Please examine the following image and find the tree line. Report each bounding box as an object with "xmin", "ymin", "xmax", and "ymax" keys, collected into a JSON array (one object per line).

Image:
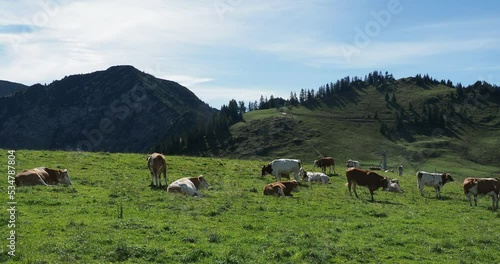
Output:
[{"xmin": 154, "ymin": 71, "xmax": 500, "ymax": 154}]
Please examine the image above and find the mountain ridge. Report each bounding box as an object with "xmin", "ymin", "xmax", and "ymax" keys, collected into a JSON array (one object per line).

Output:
[{"xmin": 0, "ymin": 65, "xmax": 215, "ymax": 152}]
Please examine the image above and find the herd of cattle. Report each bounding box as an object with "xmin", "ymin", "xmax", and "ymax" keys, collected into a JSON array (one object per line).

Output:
[{"xmin": 14, "ymin": 154, "xmax": 500, "ymax": 210}]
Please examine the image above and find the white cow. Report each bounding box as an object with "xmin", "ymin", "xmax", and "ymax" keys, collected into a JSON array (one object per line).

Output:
[
  {"xmin": 416, "ymin": 171, "xmax": 454, "ymax": 198},
  {"xmin": 166, "ymin": 175, "xmax": 209, "ymax": 197},
  {"xmin": 302, "ymin": 171, "xmax": 330, "ymax": 184},
  {"xmin": 346, "ymin": 159, "xmax": 360, "ymax": 169},
  {"xmin": 261, "ymin": 159, "xmax": 304, "ymax": 181}
]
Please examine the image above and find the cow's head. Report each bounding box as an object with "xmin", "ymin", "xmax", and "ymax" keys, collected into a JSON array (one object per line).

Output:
[
  {"xmin": 313, "ymin": 160, "xmax": 319, "ymax": 167},
  {"xmin": 261, "ymin": 165, "xmax": 272, "ymax": 177},
  {"xmin": 287, "ymin": 180, "xmax": 300, "ymax": 192},
  {"xmin": 301, "ymin": 170, "xmax": 309, "ymax": 181},
  {"xmin": 57, "ymin": 169, "xmax": 72, "ymax": 185},
  {"xmin": 386, "ymin": 179, "xmax": 403, "ymax": 193},
  {"xmin": 197, "ymin": 175, "xmax": 209, "ymax": 189},
  {"xmin": 442, "ymin": 173, "xmax": 454, "ymax": 183}
]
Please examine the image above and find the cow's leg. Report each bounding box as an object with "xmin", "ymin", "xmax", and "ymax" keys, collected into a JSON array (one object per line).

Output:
[
  {"xmin": 435, "ymin": 186, "xmax": 441, "ymax": 198},
  {"xmin": 466, "ymin": 193, "xmax": 473, "ymax": 206},
  {"xmin": 494, "ymin": 194, "xmax": 499, "ymax": 210},
  {"xmin": 474, "ymin": 195, "xmax": 478, "ymax": 206},
  {"xmin": 418, "ymin": 182, "xmax": 424, "ymax": 196},
  {"xmin": 352, "ymin": 182, "xmax": 359, "ymax": 198},
  {"xmin": 369, "ymin": 190, "xmax": 375, "ymax": 202},
  {"xmin": 347, "ymin": 181, "xmax": 353, "ymax": 196},
  {"xmin": 150, "ymin": 171, "xmax": 155, "ymax": 186}
]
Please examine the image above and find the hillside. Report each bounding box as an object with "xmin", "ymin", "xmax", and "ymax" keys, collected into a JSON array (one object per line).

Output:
[
  {"xmin": 0, "ymin": 80, "xmax": 28, "ymax": 97},
  {"xmin": 226, "ymin": 76, "xmax": 500, "ymax": 176},
  {"xmin": 2, "ymin": 150, "xmax": 499, "ymax": 263},
  {"xmin": 0, "ymin": 66, "xmax": 215, "ymax": 152}
]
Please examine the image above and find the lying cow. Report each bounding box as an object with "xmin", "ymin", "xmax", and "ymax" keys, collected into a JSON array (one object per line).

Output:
[
  {"xmin": 302, "ymin": 171, "xmax": 330, "ymax": 184},
  {"xmin": 263, "ymin": 180, "xmax": 300, "ymax": 197},
  {"xmin": 15, "ymin": 167, "xmax": 72, "ymax": 186},
  {"xmin": 463, "ymin": 177, "xmax": 500, "ymax": 210},
  {"xmin": 261, "ymin": 159, "xmax": 304, "ymax": 181},
  {"xmin": 416, "ymin": 171, "xmax": 454, "ymax": 198},
  {"xmin": 346, "ymin": 159, "xmax": 360, "ymax": 169},
  {"xmin": 166, "ymin": 175, "xmax": 209, "ymax": 197},
  {"xmin": 147, "ymin": 153, "xmax": 167, "ymax": 187},
  {"xmin": 346, "ymin": 168, "xmax": 403, "ymax": 202},
  {"xmin": 263, "ymin": 182, "xmax": 286, "ymax": 197},
  {"xmin": 313, "ymin": 157, "xmax": 335, "ymax": 174}
]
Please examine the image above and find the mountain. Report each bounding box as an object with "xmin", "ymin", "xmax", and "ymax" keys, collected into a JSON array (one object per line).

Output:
[
  {"xmin": 0, "ymin": 80, "xmax": 28, "ymax": 97},
  {"xmin": 0, "ymin": 65, "xmax": 215, "ymax": 152}
]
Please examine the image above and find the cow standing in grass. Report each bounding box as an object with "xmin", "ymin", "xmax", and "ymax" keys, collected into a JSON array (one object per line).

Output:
[
  {"xmin": 261, "ymin": 159, "xmax": 304, "ymax": 181},
  {"xmin": 416, "ymin": 171, "xmax": 454, "ymax": 198},
  {"xmin": 346, "ymin": 168, "xmax": 403, "ymax": 202},
  {"xmin": 463, "ymin": 177, "xmax": 500, "ymax": 210},
  {"xmin": 313, "ymin": 157, "xmax": 335, "ymax": 174},
  {"xmin": 147, "ymin": 153, "xmax": 167, "ymax": 187}
]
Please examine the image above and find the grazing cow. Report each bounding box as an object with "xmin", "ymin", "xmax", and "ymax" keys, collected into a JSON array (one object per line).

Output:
[
  {"xmin": 398, "ymin": 165, "xmax": 404, "ymax": 177},
  {"xmin": 416, "ymin": 171, "xmax": 454, "ymax": 198},
  {"xmin": 147, "ymin": 153, "xmax": 167, "ymax": 187},
  {"xmin": 263, "ymin": 182, "xmax": 286, "ymax": 197},
  {"xmin": 463, "ymin": 177, "xmax": 500, "ymax": 210},
  {"xmin": 302, "ymin": 171, "xmax": 330, "ymax": 184},
  {"xmin": 346, "ymin": 168, "xmax": 403, "ymax": 202},
  {"xmin": 261, "ymin": 159, "xmax": 304, "ymax": 181},
  {"xmin": 15, "ymin": 167, "xmax": 72, "ymax": 186},
  {"xmin": 166, "ymin": 175, "xmax": 209, "ymax": 197},
  {"xmin": 346, "ymin": 159, "xmax": 360, "ymax": 169},
  {"xmin": 313, "ymin": 157, "xmax": 335, "ymax": 174}
]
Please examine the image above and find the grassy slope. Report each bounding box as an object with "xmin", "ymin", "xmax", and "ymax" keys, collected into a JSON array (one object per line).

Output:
[
  {"xmin": 1, "ymin": 150, "xmax": 499, "ymax": 263},
  {"xmin": 229, "ymin": 82, "xmax": 500, "ymax": 178}
]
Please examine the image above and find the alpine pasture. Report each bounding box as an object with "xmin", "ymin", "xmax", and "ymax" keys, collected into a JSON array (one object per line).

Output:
[{"xmin": 2, "ymin": 150, "xmax": 499, "ymax": 263}]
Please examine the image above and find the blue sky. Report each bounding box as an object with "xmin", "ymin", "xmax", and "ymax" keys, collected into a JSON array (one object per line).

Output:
[{"xmin": 1, "ymin": 0, "xmax": 500, "ymax": 108}]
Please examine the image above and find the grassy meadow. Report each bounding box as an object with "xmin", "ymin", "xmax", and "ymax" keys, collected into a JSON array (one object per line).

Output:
[{"xmin": 1, "ymin": 149, "xmax": 500, "ymax": 263}]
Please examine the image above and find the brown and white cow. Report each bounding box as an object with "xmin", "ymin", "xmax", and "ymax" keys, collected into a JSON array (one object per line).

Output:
[
  {"xmin": 261, "ymin": 159, "xmax": 304, "ymax": 181},
  {"xmin": 463, "ymin": 177, "xmax": 500, "ymax": 210},
  {"xmin": 346, "ymin": 168, "xmax": 403, "ymax": 202},
  {"xmin": 416, "ymin": 171, "xmax": 454, "ymax": 198},
  {"xmin": 166, "ymin": 175, "xmax": 209, "ymax": 197},
  {"xmin": 15, "ymin": 167, "xmax": 72, "ymax": 186},
  {"xmin": 313, "ymin": 157, "xmax": 335, "ymax": 174},
  {"xmin": 147, "ymin": 153, "xmax": 167, "ymax": 187},
  {"xmin": 263, "ymin": 182, "xmax": 286, "ymax": 197},
  {"xmin": 263, "ymin": 180, "xmax": 300, "ymax": 197}
]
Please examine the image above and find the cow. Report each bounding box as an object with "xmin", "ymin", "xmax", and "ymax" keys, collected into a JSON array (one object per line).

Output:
[
  {"xmin": 302, "ymin": 171, "xmax": 330, "ymax": 184},
  {"xmin": 313, "ymin": 157, "xmax": 335, "ymax": 174},
  {"xmin": 463, "ymin": 177, "xmax": 500, "ymax": 210},
  {"xmin": 416, "ymin": 171, "xmax": 454, "ymax": 198},
  {"xmin": 263, "ymin": 182, "xmax": 286, "ymax": 197},
  {"xmin": 263, "ymin": 180, "xmax": 300, "ymax": 197},
  {"xmin": 346, "ymin": 159, "xmax": 360, "ymax": 169},
  {"xmin": 398, "ymin": 165, "xmax": 404, "ymax": 177},
  {"xmin": 15, "ymin": 167, "xmax": 72, "ymax": 186},
  {"xmin": 261, "ymin": 159, "xmax": 304, "ymax": 181},
  {"xmin": 166, "ymin": 175, "xmax": 209, "ymax": 197},
  {"xmin": 346, "ymin": 168, "xmax": 403, "ymax": 202},
  {"xmin": 147, "ymin": 153, "xmax": 167, "ymax": 187}
]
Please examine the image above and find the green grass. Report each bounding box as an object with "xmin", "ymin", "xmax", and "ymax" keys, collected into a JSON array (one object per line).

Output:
[{"xmin": 1, "ymin": 150, "xmax": 499, "ymax": 263}]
